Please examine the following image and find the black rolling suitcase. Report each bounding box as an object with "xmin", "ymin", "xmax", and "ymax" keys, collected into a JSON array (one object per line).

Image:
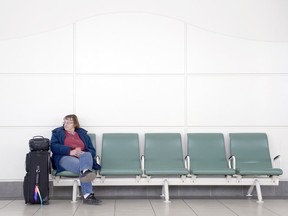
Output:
[{"xmin": 24, "ymin": 137, "xmax": 50, "ymax": 205}]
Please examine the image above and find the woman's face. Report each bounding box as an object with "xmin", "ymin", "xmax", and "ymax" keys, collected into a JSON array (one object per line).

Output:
[{"xmin": 63, "ymin": 117, "xmax": 75, "ymax": 132}]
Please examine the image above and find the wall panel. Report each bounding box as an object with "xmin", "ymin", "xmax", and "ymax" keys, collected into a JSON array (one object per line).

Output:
[
  {"xmin": 76, "ymin": 13, "xmax": 185, "ymax": 74},
  {"xmin": 0, "ymin": 74, "xmax": 74, "ymax": 126},
  {"xmin": 0, "ymin": 26, "xmax": 73, "ymax": 74},
  {"xmin": 187, "ymin": 26, "xmax": 288, "ymax": 73},
  {"xmin": 75, "ymin": 75, "xmax": 185, "ymax": 126},
  {"xmin": 187, "ymin": 74, "xmax": 288, "ymax": 126}
]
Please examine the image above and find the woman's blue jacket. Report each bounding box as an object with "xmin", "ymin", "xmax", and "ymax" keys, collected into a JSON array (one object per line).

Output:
[{"xmin": 50, "ymin": 126, "xmax": 101, "ymax": 174}]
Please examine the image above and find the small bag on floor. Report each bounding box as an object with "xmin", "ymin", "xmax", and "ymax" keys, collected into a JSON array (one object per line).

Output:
[{"xmin": 29, "ymin": 136, "xmax": 50, "ymax": 151}]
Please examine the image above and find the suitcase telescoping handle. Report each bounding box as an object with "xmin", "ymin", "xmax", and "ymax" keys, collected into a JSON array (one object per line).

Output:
[{"xmin": 36, "ymin": 165, "xmax": 40, "ymax": 185}]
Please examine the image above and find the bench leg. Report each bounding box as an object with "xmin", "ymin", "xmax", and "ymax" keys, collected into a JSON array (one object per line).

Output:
[
  {"xmin": 255, "ymin": 180, "xmax": 264, "ymax": 204},
  {"xmin": 246, "ymin": 180, "xmax": 263, "ymax": 203},
  {"xmin": 71, "ymin": 179, "xmax": 79, "ymax": 203},
  {"xmin": 246, "ymin": 184, "xmax": 254, "ymax": 197},
  {"xmin": 162, "ymin": 179, "xmax": 170, "ymax": 203}
]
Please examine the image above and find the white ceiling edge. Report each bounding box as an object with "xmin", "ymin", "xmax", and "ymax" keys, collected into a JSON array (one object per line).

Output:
[{"xmin": 0, "ymin": 0, "xmax": 288, "ymax": 42}]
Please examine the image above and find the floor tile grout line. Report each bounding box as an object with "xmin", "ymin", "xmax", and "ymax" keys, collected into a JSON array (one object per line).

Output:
[
  {"xmin": 219, "ymin": 199, "xmax": 283, "ymax": 216},
  {"xmin": 261, "ymin": 204, "xmax": 282, "ymax": 216},
  {"xmin": 73, "ymin": 200, "xmax": 81, "ymax": 216},
  {"xmin": 0, "ymin": 199, "xmax": 14, "ymax": 210},
  {"xmin": 217, "ymin": 199, "xmax": 241, "ymax": 216},
  {"xmin": 32, "ymin": 205, "xmax": 42, "ymax": 216},
  {"xmin": 182, "ymin": 199, "xmax": 199, "ymax": 216},
  {"xmin": 149, "ymin": 199, "xmax": 157, "ymax": 216},
  {"xmin": 114, "ymin": 199, "xmax": 116, "ymax": 216}
]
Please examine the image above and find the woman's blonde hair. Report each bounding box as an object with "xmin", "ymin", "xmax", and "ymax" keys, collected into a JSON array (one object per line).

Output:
[{"xmin": 63, "ymin": 114, "xmax": 80, "ymax": 128}]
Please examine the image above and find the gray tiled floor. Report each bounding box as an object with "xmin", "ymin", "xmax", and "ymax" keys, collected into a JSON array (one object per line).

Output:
[{"xmin": 0, "ymin": 199, "xmax": 287, "ymax": 216}]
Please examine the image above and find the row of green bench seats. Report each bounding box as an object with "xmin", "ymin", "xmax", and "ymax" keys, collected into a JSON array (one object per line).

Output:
[
  {"xmin": 52, "ymin": 133, "xmax": 282, "ymax": 203},
  {"xmin": 102, "ymin": 133, "xmax": 282, "ymax": 177},
  {"xmin": 53, "ymin": 132, "xmax": 282, "ymax": 178}
]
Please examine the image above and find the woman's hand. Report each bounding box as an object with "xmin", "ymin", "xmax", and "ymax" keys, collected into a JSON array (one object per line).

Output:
[{"xmin": 70, "ymin": 149, "xmax": 82, "ymax": 158}]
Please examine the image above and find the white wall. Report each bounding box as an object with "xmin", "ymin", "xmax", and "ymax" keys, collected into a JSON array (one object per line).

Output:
[{"xmin": 0, "ymin": 1, "xmax": 288, "ymax": 181}]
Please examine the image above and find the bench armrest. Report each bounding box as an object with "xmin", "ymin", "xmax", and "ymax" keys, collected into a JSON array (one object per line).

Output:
[
  {"xmin": 96, "ymin": 155, "xmax": 101, "ymax": 164},
  {"xmin": 228, "ymin": 155, "xmax": 236, "ymax": 170},
  {"xmin": 184, "ymin": 155, "xmax": 190, "ymax": 171},
  {"xmin": 141, "ymin": 155, "xmax": 145, "ymax": 175},
  {"xmin": 273, "ymin": 155, "xmax": 281, "ymax": 168}
]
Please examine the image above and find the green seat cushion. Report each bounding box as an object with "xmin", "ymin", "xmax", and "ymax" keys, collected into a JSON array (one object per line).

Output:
[
  {"xmin": 53, "ymin": 170, "xmax": 79, "ymax": 177},
  {"xmin": 236, "ymin": 162, "xmax": 283, "ymax": 175},
  {"xmin": 145, "ymin": 168, "xmax": 188, "ymax": 175},
  {"xmin": 236, "ymin": 168, "xmax": 283, "ymax": 176},
  {"xmin": 191, "ymin": 167, "xmax": 235, "ymax": 175},
  {"xmin": 100, "ymin": 169, "xmax": 142, "ymax": 176}
]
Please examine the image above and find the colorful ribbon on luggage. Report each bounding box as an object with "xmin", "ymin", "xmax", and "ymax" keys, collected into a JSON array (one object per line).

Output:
[{"xmin": 34, "ymin": 185, "xmax": 43, "ymax": 206}]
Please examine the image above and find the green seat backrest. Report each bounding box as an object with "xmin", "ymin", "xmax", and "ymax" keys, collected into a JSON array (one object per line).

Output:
[
  {"xmin": 88, "ymin": 133, "xmax": 96, "ymax": 149},
  {"xmin": 188, "ymin": 133, "xmax": 229, "ymax": 169},
  {"xmin": 100, "ymin": 133, "xmax": 141, "ymax": 175},
  {"xmin": 230, "ymin": 133, "xmax": 272, "ymax": 169},
  {"xmin": 144, "ymin": 133, "xmax": 187, "ymax": 175}
]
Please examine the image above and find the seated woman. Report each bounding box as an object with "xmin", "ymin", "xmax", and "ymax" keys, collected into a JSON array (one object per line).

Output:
[{"xmin": 51, "ymin": 114, "xmax": 101, "ymax": 205}]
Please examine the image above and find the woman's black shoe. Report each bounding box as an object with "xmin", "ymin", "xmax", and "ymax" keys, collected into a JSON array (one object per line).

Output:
[{"xmin": 83, "ymin": 193, "xmax": 102, "ymax": 205}]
